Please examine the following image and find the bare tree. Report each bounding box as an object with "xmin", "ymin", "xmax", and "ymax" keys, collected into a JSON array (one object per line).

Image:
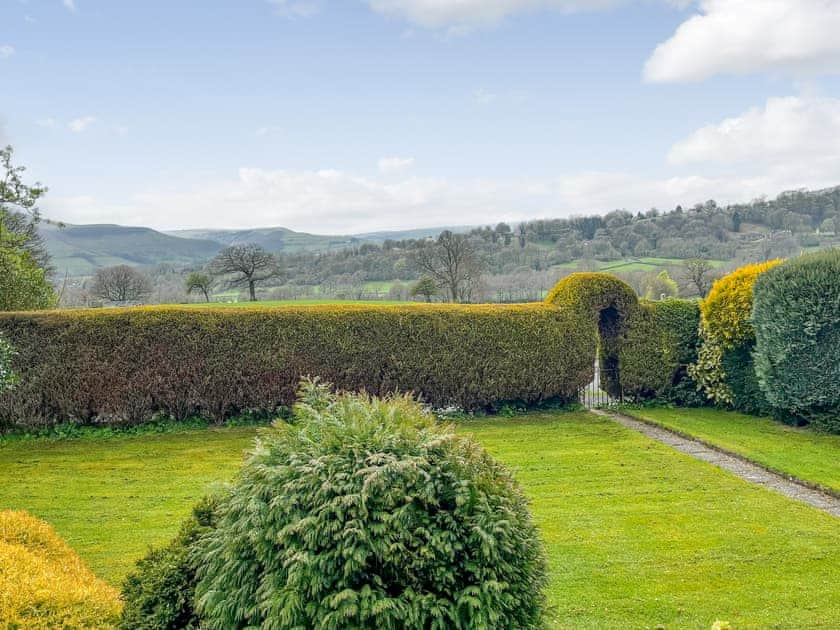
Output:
[
  {"xmin": 411, "ymin": 231, "xmax": 484, "ymax": 303},
  {"xmin": 209, "ymin": 244, "xmax": 281, "ymax": 301},
  {"xmin": 185, "ymin": 272, "xmax": 213, "ymax": 302},
  {"xmin": 90, "ymin": 265, "xmax": 153, "ymax": 303},
  {"xmin": 681, "ymin": 258, "xmax": 715, "ymax": 297}
]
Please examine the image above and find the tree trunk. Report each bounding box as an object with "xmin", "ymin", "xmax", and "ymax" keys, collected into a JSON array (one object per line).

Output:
[
  {"xmin": 249, "ymin": 280, "xmax": 257, "ymax": 301},
  {"xmin": 203, "ymin": 288, "xmax": 210, "ymax": 302}
]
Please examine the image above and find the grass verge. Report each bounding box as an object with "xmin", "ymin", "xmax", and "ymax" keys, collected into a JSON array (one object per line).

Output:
[{"xmin": 623, "ymin": 406, "xmax": 840, "ymax": 495}]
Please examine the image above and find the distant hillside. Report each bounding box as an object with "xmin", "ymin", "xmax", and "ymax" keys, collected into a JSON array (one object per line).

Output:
[
  {"xmin": 165, "ymin": 225, "xmax": 470, "ymax": 253},
  {"xmin": 42, "ymin": 222, "xmax": 472, "ymax": 277},
  {"xmin": 40, "ymin": 222, "xmax": 222, "ymax": 277}
]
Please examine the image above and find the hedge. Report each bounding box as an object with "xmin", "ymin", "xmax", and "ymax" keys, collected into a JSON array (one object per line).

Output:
[
  {"xmin": 0, "ymin": 510, "xmax": 122, "ymax": 628},
  {"xmin": 0, "ymin": 303, "xmax": 593, "ymax": 429},
  {"xmin": 753, "ymin": 248, "xmax": 840, "ymax": 432},
  {"xmin": 691, "ymin": 261, "xmax": 781, "ymax": 413},
  {"xmin": 619, "ymin": 299, "xmax": 700, "ymax": 403},
  {"xmin": 546, "ymin": 273, "xmax": 638, "ymax": 398}
]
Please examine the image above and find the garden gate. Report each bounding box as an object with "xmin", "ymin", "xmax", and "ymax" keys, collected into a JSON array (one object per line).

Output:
[{"xmin": 578, "ymin": 356, "xmax": 621, "ymax": 409}]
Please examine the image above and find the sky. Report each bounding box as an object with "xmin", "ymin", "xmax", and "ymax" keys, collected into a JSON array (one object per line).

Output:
[{"xmin": 3, "ymin": 0, "xmax": 840, "ymax": 233}]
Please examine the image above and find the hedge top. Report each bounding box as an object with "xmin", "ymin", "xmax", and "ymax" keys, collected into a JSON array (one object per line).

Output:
[
  {"xmin": 545, "ymin": 272, "xmax": 637, "ymax": 319},
  {"xmin": 700, "ymin": 259, "xmax": 781, "ymax": 349}
]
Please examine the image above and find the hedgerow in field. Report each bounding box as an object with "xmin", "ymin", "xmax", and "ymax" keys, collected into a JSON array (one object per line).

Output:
[
  {"xmin": 0, "ymin": 510, "xmax": 122, "ymax": 628},
  {"xmin": 192, "ymin": 380, "xmax": 547, "ymax": 629},
  {"xmin": 753, "ymin": 248, "xmax": 840, "ymax": 432}
]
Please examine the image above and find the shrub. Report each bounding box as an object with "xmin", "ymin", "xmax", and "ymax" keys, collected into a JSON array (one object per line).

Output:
[
  {"xmin": 193, "ymin": 381, "xmax": 547, "ymax": 628},
  {"xmin": 0, "ymin": 303, "xmax": 593, "ymax": 429},
  {"xmin": 120, "ymin": 496, "xmax": 218, "ymax": 630},
  {"xmin": 753, "ymin": 248, "xmax": 840, "ymax": 432},
  {"xmin": 700, "ymin": 260, "xmax": 782, "ymax": 350},
  {"xmin": 692, "ymin": 261, "xmax": 781, "ymax": 412},
  {"xmin": 0, "ymin": 510, "xmax": 122, "ymax": 628}
]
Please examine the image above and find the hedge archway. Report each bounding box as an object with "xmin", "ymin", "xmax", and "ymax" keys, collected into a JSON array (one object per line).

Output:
[{"xmin": 545, "ymin": 273, "xmax": 638, "ymax": 398}]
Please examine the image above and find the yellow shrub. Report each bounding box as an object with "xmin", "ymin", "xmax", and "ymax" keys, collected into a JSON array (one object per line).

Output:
[
  {"xmin": 700, "ymin": 260, "xmax": 782, "ymax": 349},
  {"xmin": 0, "ymin": 510, "xmax": 121, "ymax": 628}
]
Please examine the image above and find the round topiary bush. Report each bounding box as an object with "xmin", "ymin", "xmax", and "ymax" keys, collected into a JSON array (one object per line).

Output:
[
  {"xmin": 753, "ymin": 248, "xmax": 840, "ymax": 432},
  {"xmin": 193, "ymin": 381, "xmax": 547, "ymax": 628}
]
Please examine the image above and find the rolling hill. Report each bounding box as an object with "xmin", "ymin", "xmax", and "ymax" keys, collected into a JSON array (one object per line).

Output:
[
  {"xmin": 42, "ymin": 222, "xmax": 470, "ymax": 277},
  {"xmin": 40, "ymin": 222, "xmax": 223, "ymax": 277}
]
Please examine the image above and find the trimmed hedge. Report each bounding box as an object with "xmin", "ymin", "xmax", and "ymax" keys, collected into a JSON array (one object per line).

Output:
[
  {"xmin": 692, "ymin": 261, "xmax": 781, "ymax": 413},
  {"xmin": 546, "ymin": 273, "xmax": 638, "ymax": 398},
  {"xmin": 0, "ymin": 510, "xmax": 122, "ymax": 628},
  {"xmin": 701, "ymin": 260, "xmax": 781, "ymax": 350},
  {"xmin": 619, "ymin": 299, "xmax": 700, "ymax": 403},
  {"xmin": 753, "ymin": 248, "xmax": 840, "ymax": 432},
  {"xmin": 0, "ymin": 303, "xmax": 593, "ymax": 429}
]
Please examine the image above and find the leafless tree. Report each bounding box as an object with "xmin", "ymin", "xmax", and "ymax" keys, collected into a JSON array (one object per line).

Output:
[
  {"xmin": 681, "ymin": 258, "xmax": 715, "ymax": 297},
  {"xmin": 411, "ymin": 231, "xmax": 485, "ymax": 302},
  {"xmin": 209, "ymin": 244, "xmax": 281, "ymax": 301},
  {"xmin": 89, "ymin": 265, "xmax": 153, "ymax": 303}
]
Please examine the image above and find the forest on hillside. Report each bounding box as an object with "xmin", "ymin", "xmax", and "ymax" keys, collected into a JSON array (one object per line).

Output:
[{"xmin": 60, "ymin": 185, "xmax": 840, "ymax": 306}]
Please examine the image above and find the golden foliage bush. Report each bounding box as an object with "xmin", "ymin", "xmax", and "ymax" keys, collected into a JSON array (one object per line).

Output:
[
  {"xmin": 0, "ymin": 510, "xmax": 121, "ymax": 628},
  {"xmin": 700, "ymin": 260, "xmax": 782, "ymax": 349}
]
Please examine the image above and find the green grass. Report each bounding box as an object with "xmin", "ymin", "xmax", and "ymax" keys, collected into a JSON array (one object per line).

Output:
[
  {"xmin": 624, "ymin": 407, "xmax": 840, "ymax": 494},
  {"xmin": 1, "ymin": 412, "xmax": 839, "ymax": 628},
  {"xmin": 0, "ymin": 427, "xmax": 258, "ymax": 583}
]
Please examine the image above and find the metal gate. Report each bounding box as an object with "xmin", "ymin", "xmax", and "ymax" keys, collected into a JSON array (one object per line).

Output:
[{"xmin": 578, "ymin": 357, "xmax": 621, "ymax": 409}]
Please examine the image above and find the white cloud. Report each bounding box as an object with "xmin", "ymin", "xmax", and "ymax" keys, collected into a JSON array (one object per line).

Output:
[
  {"xmin": 378, "ymin": 156, "xmax": 415, "ymax": 173},
  {"xmin": 0, "ymin": 45, "xmax": 15, "ymax": 59},
  {"xmin": 62, "ymin": 0, "xmax": 77, "ymax": 12},
  {"xmin": 37, "ymin": 117, "xmax": 59, "ymax": 129},
  {"xmin": 367, "ymin": 0, "xmax": 689, "ymax": 29},
  {"xmin": 645, "ymin": 0, "xmax": 840, "ymax": 83},
  {"xmin": 41, "ymin": 159, "xmax": 840, "ymax": 234},
  {"xmin": 68, "ymin": 116, "xmax": 96, "ymax": 133},
  {"xmin": 668, "ymin": 96, "xmax": 840, "ymax": 166}
]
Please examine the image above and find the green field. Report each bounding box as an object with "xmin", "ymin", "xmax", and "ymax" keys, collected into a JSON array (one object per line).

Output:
[
  {"xmin": 1, "ymin": 411, "xmax": 838, "ymax": 627},
  {"xmin": 625, "ymin": 407, "xmax": 840, "ymax": 494}
]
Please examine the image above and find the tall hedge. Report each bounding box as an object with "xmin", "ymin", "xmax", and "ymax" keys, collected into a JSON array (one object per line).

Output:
[
  {"xmin": 753, "ymin": 249, "xmax": 840, "ymax": 432},
  {"xmin": 691, "ymin": 261, "xmax": 781, "ymax": 414},
  {"xmin": 545, "ymin": 273, "xmax": 638, "ymax": 398},
  {"xmin": 0, "ymin": 304, "xmax": 592, "ymax": 429},
  {"xmin": 619, "ymin": 299, "xmax": 700, "ymax": 403}
]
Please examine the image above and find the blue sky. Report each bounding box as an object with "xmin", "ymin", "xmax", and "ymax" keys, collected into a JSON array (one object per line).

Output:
[{"xmin": 3, "ymin": 0, "xmax": 840, "ymax": 233}]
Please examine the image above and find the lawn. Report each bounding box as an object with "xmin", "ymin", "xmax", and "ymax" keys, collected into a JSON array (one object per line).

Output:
[
  {"xmin": 1, "ymin": 412, "xmax": 839, "ymax": 628},
  {"xmin": 624, "ymin": 407, "xmax": 840, "ymax": 494}
]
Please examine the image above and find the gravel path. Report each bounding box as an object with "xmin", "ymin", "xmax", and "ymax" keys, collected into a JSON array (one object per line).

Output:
[{"xmin": 594, "ymin": 410, "xmax": 840, "ymax": 518}]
